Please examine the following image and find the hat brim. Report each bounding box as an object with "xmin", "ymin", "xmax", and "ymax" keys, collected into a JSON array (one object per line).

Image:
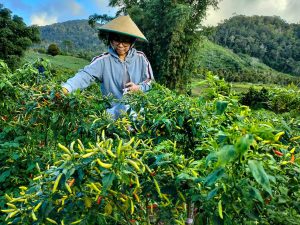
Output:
[{"xmin": 98, "ymin": 28, "xmax": 148, "ymax": 42}]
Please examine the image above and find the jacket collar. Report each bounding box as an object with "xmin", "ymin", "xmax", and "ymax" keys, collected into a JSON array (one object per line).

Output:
[{"xmin": 108, "ymin": 46, "xmax": 136, "ymax": 63}]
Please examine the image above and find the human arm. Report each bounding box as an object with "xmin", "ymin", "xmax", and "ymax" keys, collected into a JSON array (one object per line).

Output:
[
  {"xmin": 139, "ymin": 57, "xmax": 154, "ymax": 92},
  {"xmin": 128, "ymin": 52, "xmax": 154, "ymax": 93},
  {"xmin": 61, "ymin": 59, "xmax": 103, "ymax": 93}
]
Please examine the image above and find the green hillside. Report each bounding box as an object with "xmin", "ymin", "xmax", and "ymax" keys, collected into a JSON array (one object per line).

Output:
[
  {"xmin": 24, "ymin": 50, "xmax": 89, "ymax": 71},
  {"xmin": 194, "ymin": 38, "xmax": 300, "ymax": 85},
  {"xmin": 197, "ymin": 38, "xmax": 272, "ymax": 72}
]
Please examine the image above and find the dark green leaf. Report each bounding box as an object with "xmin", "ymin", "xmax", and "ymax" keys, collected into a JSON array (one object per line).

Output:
[
  {"xmin": 102, "ymin": 172, "xmax": 116, "ymax": 192},
  {"xmin": 216, "ymin": 101, "xmax": 228, "ymax": 115},
  {"xmin": 11, "ymin": 153, "xmax": 20, "ymax": 160},
  {"xmin": 207, "ymin": 187, "xmax": 219, "ymax": 200},
  {"xmin": 204, "ymin": 167, "xmax": 225, "ymax": 187},
  {"xmin": 249, "ymin": 187, "xmax": 264, "ymax": 203},
  {"xmin": 248, "ymin": 160, "xmax": 272, "ymax": 195},
  {"xmin": 0, "ymin": 170, "xmax": 10, "ymax": 182}
]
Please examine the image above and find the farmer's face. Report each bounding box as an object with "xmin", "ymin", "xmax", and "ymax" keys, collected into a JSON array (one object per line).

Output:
[
  {"xmin": 111, "ymin": 40, "xmax": 131, "ymax": 56},
  {"xmin": 111, "ymin": 35, "xmax": 133, "ymax": 56}
]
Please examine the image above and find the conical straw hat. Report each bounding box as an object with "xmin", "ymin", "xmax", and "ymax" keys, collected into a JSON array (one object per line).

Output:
[{"xmin": 98, "ymin": 15, "xmax": 148, "ymax": 42}]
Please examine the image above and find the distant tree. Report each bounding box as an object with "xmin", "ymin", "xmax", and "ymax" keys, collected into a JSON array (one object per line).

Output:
[
  {"xmin": 47, "ymin": 43, "xmax": 60, "ymax": 56},
  {"xmin": 0, "ymin": 4, "xmax": 40, "ymax": 69},
  {"xmin": 90, "ymin": 0, "xmax": 221, "ymax": 92}
]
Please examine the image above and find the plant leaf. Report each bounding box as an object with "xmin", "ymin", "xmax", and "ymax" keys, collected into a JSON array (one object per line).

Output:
[
  {"xmin": 248, "ymin": 160, "xmax": 272, "ymax": 195},
  {"xmin": 204, "ymin": 167, "xmax": 225, "ymax": 187},
  {"xmin": 216, "ymin": 101, "xmax": 228, "ymax": 115},
  {"xmin": 235, "ymin": 134, "xmax": 254, "ymax": 156},
  {"xmin": 249, "ymin": 187, "xmax": 264, "ymax": 203},
  {"xmin": 102, "ymin": 172, "xmax": 116, "ymax": 193},
  {"xmin": 0, "ymin": 170, "xmax": 10, "ymax": 182},
  {"xmin": 216, "ymin": 145, "xmax": 237, "ymax": 167},
  {"xmin": 207, "ymin": 187, "xmax": 219, "ymax": 200}
]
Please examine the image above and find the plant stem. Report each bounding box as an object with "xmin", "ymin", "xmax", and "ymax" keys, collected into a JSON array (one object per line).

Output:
[{"xmin": 185, "ymin": 200, "xmax": 194, "ymax": 225}]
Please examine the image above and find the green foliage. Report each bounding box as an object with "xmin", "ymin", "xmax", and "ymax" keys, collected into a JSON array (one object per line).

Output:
[
  {"xmin": 240, "ymin": 85, "xmax": 300, "ymax": 115},
  {"xmin": 269, "ymin": 85, "xmax": 300, "ymax": 115},
  {"xmin": 0, "ymin": 4, "xmax": 40, "ymax": 70},
  {"xmin": 240, "ymin": 87, "xmax": 270, "ymax": 109},
  {"xmin": 1, "ymin": 61, "xmax": 300, "ymax": 224},
  {"xmin": 248, "ymin": 160, "xmax": 272, "ymax": 195},
  {"xmin": 47, "ymin": 43, "xmax": 60, "ymax": 56},
  {"xmin": 210, "ymin": 15, "xmax": 300, "ymax": 76},
  {"xmin": 0, "ymin": 59, "xmax": 108, "ymax": 193},
  {"xmin": 192, "ymin": 72, "xmax": 232, "ymax": 100}
]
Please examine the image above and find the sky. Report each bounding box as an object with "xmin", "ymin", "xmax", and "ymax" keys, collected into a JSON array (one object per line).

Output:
[
  {"xmin": 1, "ymin": 0, "xmax": 300, "ymax": 26},
  {"xmin": 2, "ymin": 0, "xmax": 117, "ymax": 25},
  {"xmin": 204, "ymin": 0, "xmax": 300, "ymax": 26}
]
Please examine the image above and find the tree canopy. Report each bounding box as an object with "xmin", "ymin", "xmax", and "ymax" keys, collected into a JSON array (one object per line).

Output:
[
  {"xmin": 0, "ymin": 4, "xmax": 40, "ymax": 70},
  {"xmin": 90, "ymin": 0, "xmax": 220, "ymax": 92},
  {"xmin": 47, "ymin": 43, "xmax": 60, "ymax": 56}
]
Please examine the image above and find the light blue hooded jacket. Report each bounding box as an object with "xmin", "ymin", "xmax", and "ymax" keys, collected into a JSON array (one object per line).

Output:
[
  {"xmin": 62, "ymin": 46, "xmax": 154, "ymax": 118},
  {"xmin": 63, "ymin": 46, "xmax": 154, "ymax": 97}
]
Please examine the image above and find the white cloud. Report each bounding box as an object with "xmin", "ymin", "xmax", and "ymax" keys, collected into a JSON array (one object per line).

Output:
[
  {"xmin": 93, "ymin": 0, "xmax": 109, "ymax": 7},
  {"xmin": 30, "ymin": 13, "xmax": 58, "ymax": 26},
  {"xmin": 29, "ymin": 0, "xmax": 84, "ymax": 25},
  {"xmin": 203, "ymin": 0, "xmax": 299, "ymax": 26},
  {"xmin": 68, "ymin": 0, "xmax": 83, "ymax": 15}
]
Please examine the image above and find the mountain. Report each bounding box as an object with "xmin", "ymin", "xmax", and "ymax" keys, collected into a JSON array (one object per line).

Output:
[
  {"xmin": 36, "ymin": 20, "xmax": 106, "ymax": 55},
  {"xmin": 209, "ymin": 15, "xmax": 300, "ymax": 76}
]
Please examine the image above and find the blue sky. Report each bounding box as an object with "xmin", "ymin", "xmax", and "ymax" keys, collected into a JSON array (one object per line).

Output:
[
  {"xmin": 2, "ymin": 0, "xmax": 300, "ymax": 26},
  {"xmin": 2, "ymin": 0, "xmax": 117, "ymax": 25}
]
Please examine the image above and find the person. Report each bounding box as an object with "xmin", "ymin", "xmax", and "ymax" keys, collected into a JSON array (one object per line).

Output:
[
  {"xmin": 62, "ymin": 15, "xmax": 154, "ymax": 119},
  {"xmin": 35, "ymin": 58, "xmax": 46, "ymax": 83}
]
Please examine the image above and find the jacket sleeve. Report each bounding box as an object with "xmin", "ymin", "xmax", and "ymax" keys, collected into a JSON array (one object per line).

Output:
[
  {"xmin": 139, "ymin": 54, "xmax": 154, "ymax": 92},
  {"xmin": 62, "ymin": 59, "xmax": 103, "ymax": 93}
]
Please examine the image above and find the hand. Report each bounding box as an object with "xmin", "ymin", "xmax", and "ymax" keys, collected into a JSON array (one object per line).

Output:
[
  {"xmin": 125, "ymin": 82, "xmax": 140, "ymax": 92},
  {"xmin": 62, "ymin": 87, "xmax": 69, "ymax": 95}
]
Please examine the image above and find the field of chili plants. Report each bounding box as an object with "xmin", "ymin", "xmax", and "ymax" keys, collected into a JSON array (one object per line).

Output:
[{"xmin": 1, "ymin": 60, "xmax": 300, "ymax": 225}]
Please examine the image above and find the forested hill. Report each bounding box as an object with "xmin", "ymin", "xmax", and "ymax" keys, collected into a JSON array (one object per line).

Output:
[
  {"xmin": 38, "ymin": 20, "xmax": 105, "ymax": 53},
  {"xmin": 209, "ymin": 15, "xmax": 300, "ymax": 76}
]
